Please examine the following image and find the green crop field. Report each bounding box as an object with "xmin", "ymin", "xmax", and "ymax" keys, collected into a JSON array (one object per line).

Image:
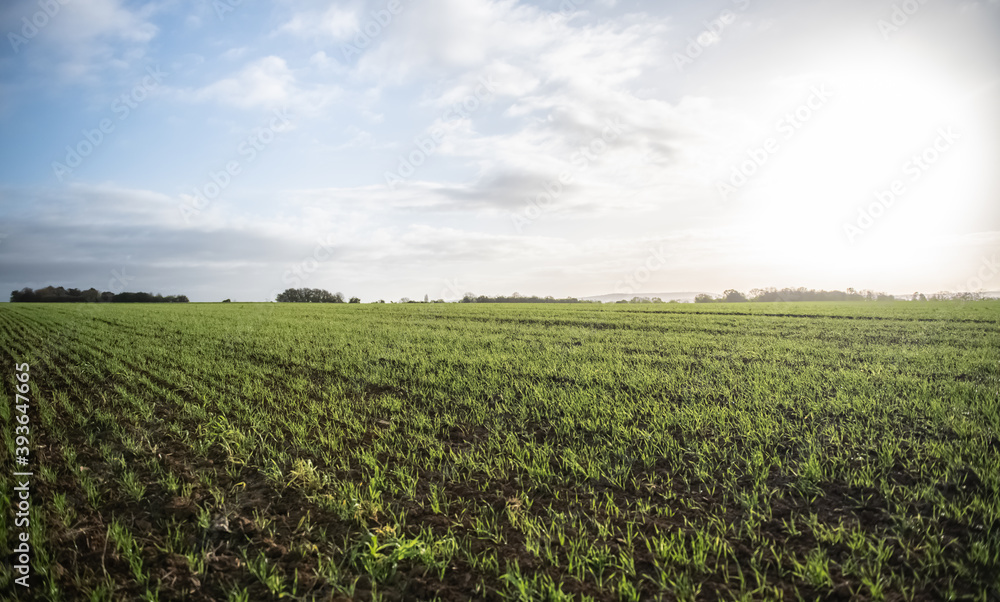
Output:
[{"xmin": 1, "ymin": 301, "xmax": 999, "ymax": 601}]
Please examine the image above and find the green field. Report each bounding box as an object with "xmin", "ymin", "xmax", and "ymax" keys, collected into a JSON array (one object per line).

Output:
[{"xmin": 2, "ymin": 302, "xmax": 999, "ymax": 601}]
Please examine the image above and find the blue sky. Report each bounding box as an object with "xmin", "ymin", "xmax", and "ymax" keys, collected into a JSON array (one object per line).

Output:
[{"xmin": 1, "ymin": 0, "xmax": 998, "ymax": 301}]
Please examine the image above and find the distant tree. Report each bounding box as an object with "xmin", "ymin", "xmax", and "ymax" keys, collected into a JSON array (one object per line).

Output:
[
  {"xmin": 694, "ymin": 293, "xmax": 715, "ymax": 304},
  {"xmin": 276, "ymin": 288, "xmax": 344, "ymax": 303},
  {"xmin": 222, "ymin": 299, "xmax": 231, "ymax": 303},
  {"xmin": 457, "ymin": 292, "xmax": 581, "ymax": 304},
  {"xmin": 10, "ymin": 285, "xmax": 187, "ymax": 303},
  {"xmin": 10, "ymin": 288, "xmax": 37, "ymax": 302},
  {"xmin": 722, "ymin": 289, "xmax": 748, "ymax": 303},
  {"xmin": 747, "ymin": 287, "xmax": 873, "ymax": 303},
  {"xmin": 424, "ymin": 294, "xmax": 429, "ymax": 303},
  {"xmin": 349, "ymin": 297, "xmax": 361, "ymax": 304},
  {"xmin": 35, "ymin": 286, "xmax": 64, "ymax": 302},
  {"xmin": 749, "ymin": 287, "xmax": 780, "ymax": 302}
]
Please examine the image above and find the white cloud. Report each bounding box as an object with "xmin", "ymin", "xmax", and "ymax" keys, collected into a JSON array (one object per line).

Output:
[
  {"xmin": 222, "ymin": 47, "xmax": 249, "ymax": 61},
  {"xmin": 355, "ymin": 0, "xmax": 549, "ymax": 83},
  {"xmin": 2, "ymin": 0, "xmax": 159, "ymax": 83},
  {"xmin": 179, "ymin": 56, "xmax": 340, "ymax": 113},
  {"xmin": 330, "ymin": 126, "xmax": 395, "ymax": 151},
  {"xmin": 192, "ymin": 56, "xmax": 295, "ymax": 108},
  {"xmin": 281, "ymin": 0, "xmax": 704, "ymax": 219},
  {"xmin": 276, "ymin": 4, "xmax": 360, "ymax": 41}
]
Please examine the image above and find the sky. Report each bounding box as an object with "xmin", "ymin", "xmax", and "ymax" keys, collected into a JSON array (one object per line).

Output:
[{"xmin": 0, "ymin": 0, "xmax": 998, "ymax": 302}]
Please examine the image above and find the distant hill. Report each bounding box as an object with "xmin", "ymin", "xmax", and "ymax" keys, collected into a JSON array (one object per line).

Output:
[
  {"xmin": 891, "ymin": 291, "xmax": 1000, "ymax": 300},
  {"xmin": 582, "ymin": 291, "xmax": 1000, "ymax": 303},
  {"xmin": 580, "ymin": 292, "xmax": 710, "ymax": 303}
]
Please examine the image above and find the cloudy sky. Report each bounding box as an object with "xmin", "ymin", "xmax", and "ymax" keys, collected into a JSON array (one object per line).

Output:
[{"xmin": 1, "ymin": 0, "xmax": 998, "ymax": 302}]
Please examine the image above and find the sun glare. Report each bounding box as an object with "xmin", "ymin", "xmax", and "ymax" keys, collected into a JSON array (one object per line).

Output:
[{"xmin": 743, "ymin": 50, "xmax": 989, "ymax": 281}]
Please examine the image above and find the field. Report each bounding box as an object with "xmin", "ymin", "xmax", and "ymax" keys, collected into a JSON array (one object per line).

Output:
[{"xmin": 1, "ymin": 301, "xmax": 999, "ymax": 601}]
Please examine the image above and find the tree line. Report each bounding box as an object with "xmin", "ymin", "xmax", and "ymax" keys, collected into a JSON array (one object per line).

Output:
[
  {"xmin": 694, "ymin": 288, "xmax": 891, "ymax": 303},
  {"xmin": 275, "ymin": 288, "xmax": 360, "ymax": 303},
  {"xmin": 460, "ymin": 293, "xmax": 585, "ymax": 304},
  {"xmin": 274, "ymin": 290, "xmax": 588, "ymax": 304},
  {"xmin": 693, "ymin": 287, "xmax": 991, "ymax": 303},
  {"xmin": 10, "ymin": 287, "xmax": 189, "ymax": 303},
  {"xmin": 12, "ymin": 286, "xmax": 984, "ymax": 305}
]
